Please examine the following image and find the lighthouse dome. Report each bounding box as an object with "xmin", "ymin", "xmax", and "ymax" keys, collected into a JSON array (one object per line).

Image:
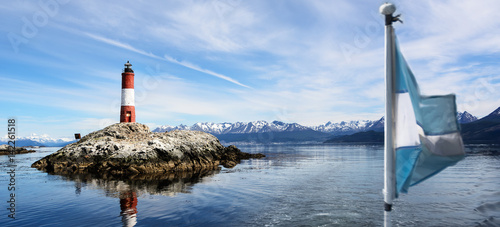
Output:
[{"xmin": 124, "ymin": 61, "xmax": 134, "ymax": 73}]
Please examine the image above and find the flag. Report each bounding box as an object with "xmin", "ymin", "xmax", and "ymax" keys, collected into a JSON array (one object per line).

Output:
[{"xmin": 393, "ymin": 36, "xmax": 465, "ymax": 197}]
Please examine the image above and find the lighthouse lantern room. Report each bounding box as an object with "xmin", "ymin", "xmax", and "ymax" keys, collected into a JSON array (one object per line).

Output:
[{"xmin": 120, "ymin": 61, "xmax": 136, "ymax": 123}]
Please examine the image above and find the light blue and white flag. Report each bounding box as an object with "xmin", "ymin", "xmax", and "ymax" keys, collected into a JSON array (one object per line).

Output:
[{"xmin": 393, "ymin": 37, "xmax": 465, "ymax": 197}]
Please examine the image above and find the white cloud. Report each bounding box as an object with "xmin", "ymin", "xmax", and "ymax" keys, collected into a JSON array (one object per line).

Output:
[
  {"xmin": 85, "ymin": 33, "xmax": 163, "ymax": 60},
  {"xmin": 163, "ymin": 55, "xmax": 250, "ymax": 88},
  {"xmin": 2, "ymin": 0, "xmax": 500, "ymax": 138},
  {"xmin": 85, "ymin": 33, "xmax": 251, "ymax": 88}
]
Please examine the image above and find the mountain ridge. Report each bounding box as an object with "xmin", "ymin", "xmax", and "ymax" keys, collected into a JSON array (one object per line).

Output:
[
  {"xmin": 325, "ymin": 108, "xmax": 499, "ymax": 144},
  {"xmin": 312, "ymin": 117, "xmax": 384, "ymax": 135},
  {"xmin": 461, "ymin": 107, "xmax": 500, "ymax": 144},
  {"xmin": 0, "ymin": 134, "xmax": 75, "ymax": 147},
  {"xmin": 153, "ymin": 120, "xmax": 316, "ymax": 135},
  {"xmin": 153, "ymin": 120, "xmax": 331, "ymax": 143},
  {"xmin": 457, "ymin": 111, "xmax": 478, "ymax": 124},
  {"xmin": 4, "ymin": 110, "xmax": 491, "ymax": 146}
]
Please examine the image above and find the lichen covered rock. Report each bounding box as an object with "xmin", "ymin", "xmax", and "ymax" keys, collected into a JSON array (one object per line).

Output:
[{"xmin": 31, "ymin": 123, "xmax": 264, "ymax": 176}]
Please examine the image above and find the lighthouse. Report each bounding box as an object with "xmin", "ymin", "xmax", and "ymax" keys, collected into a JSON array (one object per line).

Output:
[{"xmin": 120, "ymin": 61, "xmax": 135, "ymax": 123}]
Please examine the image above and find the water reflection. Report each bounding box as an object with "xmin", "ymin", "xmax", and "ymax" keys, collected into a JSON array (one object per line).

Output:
[
  {"xmin": 465, "ymin": 144, "xmax": 500, "ymax": 156},
  {"xmin": 57, "ymin": 169, "xmax": 220, "ymax": 226},
  {"xmin": 120, "ymin": 191, "xmax": 138, "ymax": 227}
]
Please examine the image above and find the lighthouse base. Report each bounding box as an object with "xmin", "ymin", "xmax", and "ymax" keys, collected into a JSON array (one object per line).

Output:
[{"xmin": 120, "ymin": 106, "xmax": 136, "ymax": 123}]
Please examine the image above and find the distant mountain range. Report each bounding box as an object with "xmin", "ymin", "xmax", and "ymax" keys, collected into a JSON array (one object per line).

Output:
[
  {"xmin": 153, "ymin": 120, "xmax": 331, "ymax": 143},
  {"xmin": 0, "ymin": 134, "xmax": 75, "ymax": 147},
  {"xmin": 153, "ymin": 118, "xmax": 387, "ymax": 137},
  {"xmin": 4, "ymin": 109, "xmax": 496, "ymax": 147},
  {"xmin": 461, "ymin": 107, "xmax": 500, "ymax": 144},
  {"xmin": 154, "ymin": 120, "xmax": 314, "ymax": 134},
  {"xmin": 312, "ymin": 117, "xmax": 384, "ymax": 135},
  {"xmin": 152, "ymin": 110, "xmax": 488, "ymax": 144},
  {"xmin": 153, "ymin": 118, "xmax": 391, "ymax": 144},
  {"xmin": 325, "ymin": 108, "xmax": 499, "ymax": 144}
]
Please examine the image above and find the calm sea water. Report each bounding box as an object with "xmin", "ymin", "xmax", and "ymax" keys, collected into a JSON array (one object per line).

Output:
[{"xmin": 1, "ymin": 144, "xmax": 499, "ymax": 226}]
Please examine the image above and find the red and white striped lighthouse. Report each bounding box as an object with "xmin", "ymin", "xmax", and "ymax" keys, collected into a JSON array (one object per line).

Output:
[{"xmin": 120, "ymin": 61, "xmax": 135, "ymax": 123}]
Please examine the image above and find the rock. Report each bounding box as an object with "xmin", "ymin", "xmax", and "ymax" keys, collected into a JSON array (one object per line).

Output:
[
  {"xmin": 31, "ymin": 123, "xmax": 264, "ymax": 177},
  {"xmin": 0, "ymin": 144, "xmax": 36, "ymax": 155},
  {"xmin": 220, "ymin": 145, "xmax": 266, "ymax": 168}
]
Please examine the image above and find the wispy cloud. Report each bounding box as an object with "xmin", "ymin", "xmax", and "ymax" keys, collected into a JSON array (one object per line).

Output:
[
  {"xmin": 163, "ymin": 55, "xmax": 250, "ymax": 88},
  {"xmin": 85, "ymin": 33, "xmax": 250, "ymax": 88},
  {"xmin": 85, "ymin": 33, "xmax": 163, "ymax": 60}
]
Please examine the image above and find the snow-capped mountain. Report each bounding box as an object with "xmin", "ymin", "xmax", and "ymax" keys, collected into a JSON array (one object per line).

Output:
[
  {"xmin": 367, "ymin": 117, "xmax": 385, "ymax": 131},
  {"xmin": 481, "ymin": 107, "xmax": 500, "ymax": 121},
  {"xmin": 492, "ymin": 107, "xmax": 500, "ymax": 116},
  {"xmin": 0, "ymin": 133, "xmax": 75, "ymax": 147},
  {"xmin": 153, "ymin": 120, "xmax": 329, "ymax": 143},
  {"xmin": 457, "ymin": 111, "xmax": 478, "ymax": 124},
  {"xmin": 312, "ymin": 117, "xmax": 384, "ymax": 135},
  {"xmin": 153, "ymin": 119, "xmax": 387, "ymax": 137},
  {"xmin": 153, "ymin": 120, "xmax": 312, "ymax": 134},
  {"xmin": 154, "ymin": 124, "xmax": 191, "ymax": 133},
  {"xmin": 461, "ymin": 106, "xmax": 500, "ymax": 144},
  {"xmin": 25, "ymin": 133, "xmax": 75, "ymax": 146}
]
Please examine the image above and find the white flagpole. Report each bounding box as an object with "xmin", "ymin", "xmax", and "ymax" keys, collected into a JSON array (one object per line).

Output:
[
  {"xmin": 380, "ymin": 3, "xmax": 397, "ymax": 212},
  {"xmin": 384, "ymin": 208, "xmax": 392, "ymax": 227}
]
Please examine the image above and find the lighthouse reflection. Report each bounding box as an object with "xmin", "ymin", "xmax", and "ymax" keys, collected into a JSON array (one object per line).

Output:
[
  {"xmin": 63, "ymin": 169, "xmax": 220, "ymax": 227},
  {"xmin": 120, "ymin": 191, "xmax": 138, "ymax": 227}
]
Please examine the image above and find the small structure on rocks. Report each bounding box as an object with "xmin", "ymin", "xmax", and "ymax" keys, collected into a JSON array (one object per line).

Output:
[{"xmin": 32, "ymin": 123, "xmax": 264, "ymax": 177}]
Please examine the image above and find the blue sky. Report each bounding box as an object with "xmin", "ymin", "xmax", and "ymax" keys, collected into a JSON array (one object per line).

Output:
[{"xmin": 2, "ymin": 0, "xmax": 500, "ymax": 139}]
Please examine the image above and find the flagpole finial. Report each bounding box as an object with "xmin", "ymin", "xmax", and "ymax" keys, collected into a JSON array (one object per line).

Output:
[
  {"xmin": 380, "ymin": 3, "xmax": 402, "ymax": 25},
  {"xmin": 379, "ymin": 3, "xmax": 396, "ymax": 15}
]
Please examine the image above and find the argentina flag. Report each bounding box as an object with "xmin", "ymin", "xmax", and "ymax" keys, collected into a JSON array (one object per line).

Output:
[{"xmin": 393, "ymin": 37, "xmax": 465, "ymax": 197}]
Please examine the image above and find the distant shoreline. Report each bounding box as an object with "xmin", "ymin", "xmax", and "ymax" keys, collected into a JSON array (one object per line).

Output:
[{"xmin": 0, "ymin": 145, "xmax": 36, "ymax": 155}]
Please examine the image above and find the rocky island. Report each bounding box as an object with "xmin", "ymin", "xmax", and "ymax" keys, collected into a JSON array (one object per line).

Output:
[
  {"xmin": 32, "ymin": 123, "xmax": 264, "ymax": 177},
  {"xmin": 0, "ymin": 144, "xmax": 36, "ymax": 155}
]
